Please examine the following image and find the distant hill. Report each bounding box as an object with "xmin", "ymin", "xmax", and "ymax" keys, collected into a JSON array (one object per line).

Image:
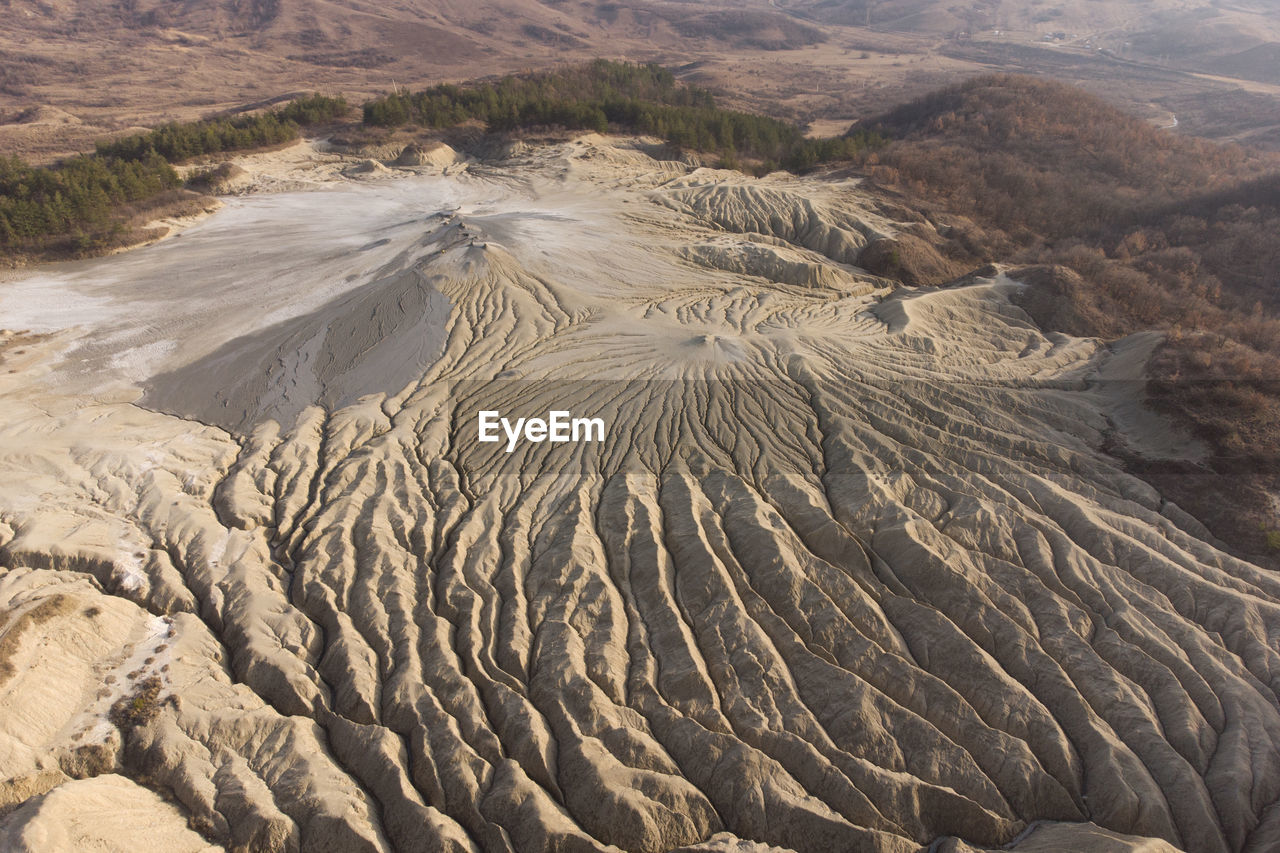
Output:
[
  {"xmin": 0, "ymin": 0, "xmax": 865, "ymax": 162},
  {"xmin": 858, "ymin": 74, "xmax": 1269, "ymax": 239},
  {"xmin": 671, "ymin": 10, "xmax": 826, "ymax": 50},
  {"xmin": 0, "ymin": 0, "xmax": 829, "ymax": 99},
  {"xmin": 4, "ymin": 0, "xmax": 1279, "ymax": 127},
  {"xmin": 802, "ymin": 0, "xmax": 1280, "ymax": 89},
  {"xmin": 1125, "ymin": 4, "xmax": 1280, "ymax": 85},
  {"xmin": 855, "ymin": 73, "xmax": 1278, "ymax": 314}
]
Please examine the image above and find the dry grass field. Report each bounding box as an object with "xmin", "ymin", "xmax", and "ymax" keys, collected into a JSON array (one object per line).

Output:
[{"xmin": 3, "ymin": 0, "xmax": 1280, "ymax": 161}]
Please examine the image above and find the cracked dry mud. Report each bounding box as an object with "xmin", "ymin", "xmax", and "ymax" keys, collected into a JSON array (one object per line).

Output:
[{"xmin": 0, "ymin": 137, "xmax": 1274, "ymax": 852}]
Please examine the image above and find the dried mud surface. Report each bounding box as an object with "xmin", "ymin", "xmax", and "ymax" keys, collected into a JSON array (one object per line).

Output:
[{"xmin": 0, "ymin": 137, "xmax": 1276, "ymax": 852}]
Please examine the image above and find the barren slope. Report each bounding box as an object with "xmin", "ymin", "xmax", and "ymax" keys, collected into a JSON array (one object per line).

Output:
[
  {"xmin": 7, "ymin": 0, "xmax": 1280, "ymax": 161},
  {"xmin": 0, "ymin": 137, "xmax": 1277, "ymax": 852}
]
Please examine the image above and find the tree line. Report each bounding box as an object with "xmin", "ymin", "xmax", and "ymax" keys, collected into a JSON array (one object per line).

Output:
[
  {"xmin": 1, "ymin": 64, "xmax": 880, "ymax": 258},
  {"xmin": 0, "ymin": 151, "xmax": 179, "ymax": 252},
  {"xmin": 0, "ymin": 94, "xmax": 347, "ymax": 255},
  {"xmin": 362, "ymin": 60, "xmax": 883, "ymax": 172},
  {"xmin": 363, "ymin": 61, "xmax": 714, "ymax": 128},
  {"xmin": 97, "ymin": 94, "xmax": 348, "ymax": 163}
]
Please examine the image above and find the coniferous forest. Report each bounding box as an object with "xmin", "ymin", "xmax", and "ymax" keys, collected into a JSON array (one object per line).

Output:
[
  {"xmin": 96, "ymin": 95, "xmax": 348, "ymax": 163},
  {"xmin": 0, "ymin": 67, "xmax": 886, "ymax": 259},
  {"xmin": 0, "ymin": 67, "xmax": 880, "ymax": 259},
  {"xmin": 0, "ymin": 67, "xmax": 880, "ymax": 256},
  {"xmin": 0, "ymin": 94, "xmax": 348, "ymax": 256},
  {"xmin": 0, "ymin": 151, "xmax": 179, "ymax": 252},
  {"xmin": 362, "ymin": 61, "xmax": 882, "ymax": 171}
]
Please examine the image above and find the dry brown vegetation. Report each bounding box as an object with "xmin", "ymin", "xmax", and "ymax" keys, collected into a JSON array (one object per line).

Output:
[
  {"xmin": 855, "ymin": 74, "xmax": 1280, "ymax": 558},
  {"xmin": 4, "ymin": 0, "xmax": 1280, "ymax": 167},
  {"xmin": 109, "ymin": 675, "xmax": 165, "ymax": 731},
  {"xmin": 668, "ymin": 10, "xmax": 826, "ymax": 51},
  {"xmin": 860, "ymin": 75, "xmax": 1271, "ymax": 240},
  {"xmin": 0, "ymin": 594, "xmax": 77, "ymax": 683}
]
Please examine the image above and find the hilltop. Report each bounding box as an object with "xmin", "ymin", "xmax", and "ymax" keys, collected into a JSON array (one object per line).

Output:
[{"xmin": 859, "ymin": 74, "xmax": 1268, "ymax": 238}]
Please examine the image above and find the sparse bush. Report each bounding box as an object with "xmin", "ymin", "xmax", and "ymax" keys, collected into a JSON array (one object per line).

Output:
[
  {"xmin": 109, "ymin": 675, "xmax": 164, "ymax": 730},
  {"xmin": 278, "ymin": 93, "xmax": 348, "ymax": 125}
]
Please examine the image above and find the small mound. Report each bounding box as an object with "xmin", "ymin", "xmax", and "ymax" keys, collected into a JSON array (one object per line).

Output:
[
  {"xmin": 345, "ymin": 158, "xmax": 390, "ymax": 177},
  {"xmin": 12, "ymin": 106, "xmax": 82, "ymax": 126},
  {"xmin": 392, "ymin": 141, "xmax": 459, "ymax": 168},
  {"xmin": 187, "ymin": 162, "xmax": 251, "ymax": 195},
  {"xmin": 656, "ymin": 180, "xmax": 881, "ymax": 265},
  {"xmin": 144, "ymin": 253, "xmax": 451, "ymax": 433},
  {"xmin": 0, "ymin": 775, "xmax": 216, "ymax": 853},
  {"xmin": 858, "ymin": 233, "xmax": 966, "ymax": 287},
  {"xmin": 679, "ymin": 239, "xmax": 878, "ymax": 292}
]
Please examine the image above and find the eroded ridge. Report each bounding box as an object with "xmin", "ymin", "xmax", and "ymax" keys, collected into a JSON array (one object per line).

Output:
[{"xmin": 0, "ymin": 139, "xmax": 1275, "ymax": 853}]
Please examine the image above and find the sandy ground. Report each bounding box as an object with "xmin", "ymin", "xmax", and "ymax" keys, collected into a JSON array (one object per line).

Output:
[{"xmin": 0, "ymin": 134, "xmax": 1275, "ymax": 853}]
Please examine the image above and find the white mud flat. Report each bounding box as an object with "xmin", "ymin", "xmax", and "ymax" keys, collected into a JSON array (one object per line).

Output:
[{"xmin": 0, "ymin": 136, "xmax": 1275, "ymax": 853}]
